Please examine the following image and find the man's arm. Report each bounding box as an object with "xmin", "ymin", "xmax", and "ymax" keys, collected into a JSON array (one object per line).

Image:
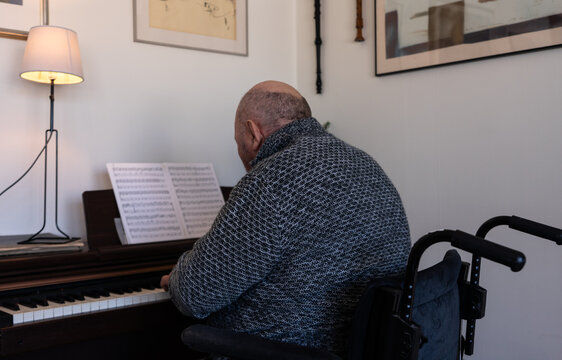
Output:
[{"xmin": 167, "ymin": 173, "xmax": 285, "ymax": 318}]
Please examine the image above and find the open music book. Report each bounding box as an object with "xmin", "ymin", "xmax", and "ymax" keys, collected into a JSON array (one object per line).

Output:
[{"xmin": 106, "ymin": 163, "xmax": 225, "ymax": 245}]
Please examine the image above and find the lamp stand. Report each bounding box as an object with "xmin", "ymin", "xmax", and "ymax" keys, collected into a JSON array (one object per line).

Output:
[{"xmin": 18, "ymin": 80, "xmax": 79, "ymax": 244}]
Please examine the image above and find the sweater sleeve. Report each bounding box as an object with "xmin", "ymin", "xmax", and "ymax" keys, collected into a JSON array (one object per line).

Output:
[{"xmin": 167, "ymin": 172, "xmax": 283, "ymax": 318}]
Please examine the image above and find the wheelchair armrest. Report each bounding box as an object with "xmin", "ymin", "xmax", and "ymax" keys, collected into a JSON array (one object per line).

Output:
[{"xmin": 181, "ymin": 324, "xmax": 342, "ymax": 360}]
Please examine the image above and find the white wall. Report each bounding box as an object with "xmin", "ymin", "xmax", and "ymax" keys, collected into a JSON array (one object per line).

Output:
[
  {"xmin": 296, "ymin": 1, "xmax": 562, "ymax": 359},
  {"xmin": 0, "ymin": 0, "xmax": 296, "ymax": 238}
]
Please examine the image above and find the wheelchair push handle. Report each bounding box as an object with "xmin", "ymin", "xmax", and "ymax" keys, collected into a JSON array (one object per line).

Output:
[
  {"xmin": 451, "ymin": 230, "xmax": 525, "ymax": 272},
  {"xmin": 465, "ymin": 215, "xmax": 560, "ymax": 356},
  {"xmin": 509, "ymin": 216, "xmax": 562, "ymax": 245},
  {"xmin": 401, "ymin": 229, "xmax": 525, "ymax": 321}
]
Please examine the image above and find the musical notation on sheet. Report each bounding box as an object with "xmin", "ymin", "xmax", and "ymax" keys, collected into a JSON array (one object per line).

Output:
[
  {"xmin": 107, "ymin": 163, "xmax": 224, "ymax": 244},
  {"xmin": 168, "ymin": 164, "xmax": 225, "ymax": 238}
]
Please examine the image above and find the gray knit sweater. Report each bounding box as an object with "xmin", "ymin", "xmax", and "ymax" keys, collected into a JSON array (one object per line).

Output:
[{"xmin": 168, "ymin": 118, "xmax": 410, "ymax": 355}]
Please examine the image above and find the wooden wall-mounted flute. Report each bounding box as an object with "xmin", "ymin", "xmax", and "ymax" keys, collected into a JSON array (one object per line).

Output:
[{"xmin": 355, "ymin": 0, "xmax": 364, "ymax": 42}]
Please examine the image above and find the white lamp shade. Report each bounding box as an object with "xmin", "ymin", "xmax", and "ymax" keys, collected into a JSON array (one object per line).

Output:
[{"xmin": 20, "ymin": 25, "xmax": 84, "ymax": 85}]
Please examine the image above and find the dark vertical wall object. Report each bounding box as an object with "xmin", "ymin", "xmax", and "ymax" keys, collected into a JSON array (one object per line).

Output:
[
  {"xmin": 355, "ymin": 0, "xmax": 365, "ymax": 41},
  {"xmin": 314, "ymin": 0, "xmax": 322, "ymax": 94}
]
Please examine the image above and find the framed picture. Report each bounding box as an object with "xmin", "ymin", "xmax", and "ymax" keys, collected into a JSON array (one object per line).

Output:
[
  {"xmin": 133, "ymin": 0, "xmax": 248, "ymax": 56},
  {"xmin": 0, "ymin": 0, "xmax": 46, "ymax": 41},
  {"xmin": 375, "ymin": 1, "xmax": 562, "ymax": 75}
]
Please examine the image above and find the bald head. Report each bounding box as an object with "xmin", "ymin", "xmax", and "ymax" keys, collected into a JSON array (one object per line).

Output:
[
  {"xmin": 235, "ymin": 80, "xmax": 311, "ymax": 137},
  {"xmin": 234, "ymin": 81, "xmax": 312, "ymax": 171},
  {"xmin": 251, "ymin": 80, "xmax": 303, "ymax": 97}
]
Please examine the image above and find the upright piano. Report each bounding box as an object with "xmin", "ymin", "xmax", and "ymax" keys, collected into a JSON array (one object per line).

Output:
[{"xmin": 0, "ymin": 187, "xmax": 231, "ymax": 359}]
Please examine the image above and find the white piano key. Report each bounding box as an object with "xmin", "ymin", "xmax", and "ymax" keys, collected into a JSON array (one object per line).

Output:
[
  {"xmin": 53, "ymin": 306, "xmax": 64, "ymax": 318},
  {"xmin": 33, "ymin": 309, "xmax": 44, "ymax": 321},
  {"xmin": 13, "ymin": 312, "xmax": 23, "ymax": 324},
  {"xmin": 81, "ymin": 301, "xmax": 91, "ymax": 313},
  {"xmin": 71, "ymin": 304, "xmax": 82, "ymax": 315},
  {"xmin": 139, "ymin": 294, "xmax": 149, "ymax": 303},
  {"xmin": 87, "ymin": 297, "xmax": 100, "ymax": 312},
  {"xmin": 43, "ymin": 307, "xmax": 54, "ymax": 319},
  {"xmin": 155, "ymin": 290, "xmax": 170, "ymax": 300},
  {"xmin": 19, "ymin": 305, "xmax": 35, "ymax": 323},
  {"xmin": 107, "ymin": 298, "xmax": 117, "ymax": 309},
  {"xmin": 45, "ymin": 300, "xmax": 64, "ymax": 319},
  {"xmin": 12, "ymin": 304, "xmax": 36, "ymax": 324}
]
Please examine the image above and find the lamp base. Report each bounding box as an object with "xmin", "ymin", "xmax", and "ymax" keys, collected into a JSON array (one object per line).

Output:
[{"xmin": 17, "ymin": 233, "xmax": 80, "ymax": 245}]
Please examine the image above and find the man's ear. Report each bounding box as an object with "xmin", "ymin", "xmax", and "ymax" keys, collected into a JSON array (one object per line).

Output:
[{"xmin": 245, "ymin": 119, "xmax": 265, "ymax": 152}]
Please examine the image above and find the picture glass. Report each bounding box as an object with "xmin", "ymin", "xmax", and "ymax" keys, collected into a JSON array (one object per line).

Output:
[
  {"xmin": 0, "ymin": 0, "xmax": 40, "ymax": 37},
  {"xmin": 376, "ymin": 0, "xmax": 562, "ymax": 75},
  {"xmin": 134, "ymin": 0, "xmax": 247, "ymax": 56}
]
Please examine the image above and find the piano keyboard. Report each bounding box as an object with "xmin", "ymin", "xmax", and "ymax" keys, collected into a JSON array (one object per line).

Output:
[{"xmin": 0, "ymin": 274, "xmax": 170, "ymax": 327}]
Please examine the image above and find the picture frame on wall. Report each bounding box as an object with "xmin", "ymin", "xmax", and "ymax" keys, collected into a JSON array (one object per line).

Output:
[
  {"xmin": 133, "ymin": 0, "xmax": 248, "ymax": 56},
  {"xmin": 0, "ymin": 0, "xmax": 46, "ymax": 40},
  {"xmin": 375, "ymin": 1, "xmax": 562, "ymax": 76}
]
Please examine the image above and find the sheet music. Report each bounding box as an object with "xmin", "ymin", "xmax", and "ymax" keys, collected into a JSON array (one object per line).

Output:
[
  {"xmin": 106, "ymin": 163, "xmax": 224, "ymax": 244},
  {"xmin": 167, "ymin": 163, "xmax": 225, "ymax": 238}
]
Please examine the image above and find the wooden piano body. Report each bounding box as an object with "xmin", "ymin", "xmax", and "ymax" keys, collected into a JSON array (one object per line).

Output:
[{"xmin": 0, "ymin": 188, "xmax": 231, "ymax": 359}]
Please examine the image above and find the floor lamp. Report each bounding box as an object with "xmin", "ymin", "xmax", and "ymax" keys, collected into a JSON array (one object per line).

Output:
[{"xmin": 18, "ymin": 25, "xmax": 84, "ymax": 244}]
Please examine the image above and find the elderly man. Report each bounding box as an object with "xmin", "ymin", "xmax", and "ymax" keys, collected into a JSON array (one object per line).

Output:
[{"xmin": 161, "ymin": 80, "xmax": 410, "ymax": 355}]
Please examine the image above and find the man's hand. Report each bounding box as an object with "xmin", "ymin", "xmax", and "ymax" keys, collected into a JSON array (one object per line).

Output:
[{"xmin": 160, "ymin": 274, "xmax": 170, "ymax": 291}]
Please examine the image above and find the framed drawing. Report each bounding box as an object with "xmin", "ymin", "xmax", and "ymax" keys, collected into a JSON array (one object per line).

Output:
[
  {"xmin": 0, "ymin": 0, "xmax": 46, "ymax": 40},
  {"xmin": 375, "ymin": 1, "xmax": 562, "ymax": 75},
  {"xmin": 133, "ymin": 0, "xmax": 248, "ymax": 56}
]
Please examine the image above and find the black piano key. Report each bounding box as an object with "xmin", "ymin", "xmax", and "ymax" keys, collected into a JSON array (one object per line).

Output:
[
  {"xmin": 19, "ymin": 299, "xmax": 38, "ymax": 308},
  {"xmin": 1, "ymin": 302, "xmax": 20, "ymax": 311},
  {"xmin": 70, "ymin": 293, "xmax": 85, "ymax": 301},
  {"xmin": 32, "ymin": 297, "xmax": 49, "ymax": 307},
  {"xmin": 47, "ymin": 296, "xmax": 65, "ymax": 304},
  {"xmin": 60, "ymin": 294, "xmax": 76, "ymax": 303},
  {"xmin": 83, "ymin": 290, "xmax": 101, "ymax": 299}
]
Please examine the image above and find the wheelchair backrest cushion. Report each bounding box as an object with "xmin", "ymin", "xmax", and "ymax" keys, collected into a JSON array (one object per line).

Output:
[
  {"xmin": 413, "ymin": 249, "xmax": 462, "ymax": 360},
  {"xmin": 349, "ymin": 249, "xmax": 462, "ymax": 360}
]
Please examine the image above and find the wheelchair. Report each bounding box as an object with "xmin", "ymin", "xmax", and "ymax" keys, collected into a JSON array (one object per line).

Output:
[{"xmin": 181, "ymin": 216, "xmax": 561, "ymax": 360}]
